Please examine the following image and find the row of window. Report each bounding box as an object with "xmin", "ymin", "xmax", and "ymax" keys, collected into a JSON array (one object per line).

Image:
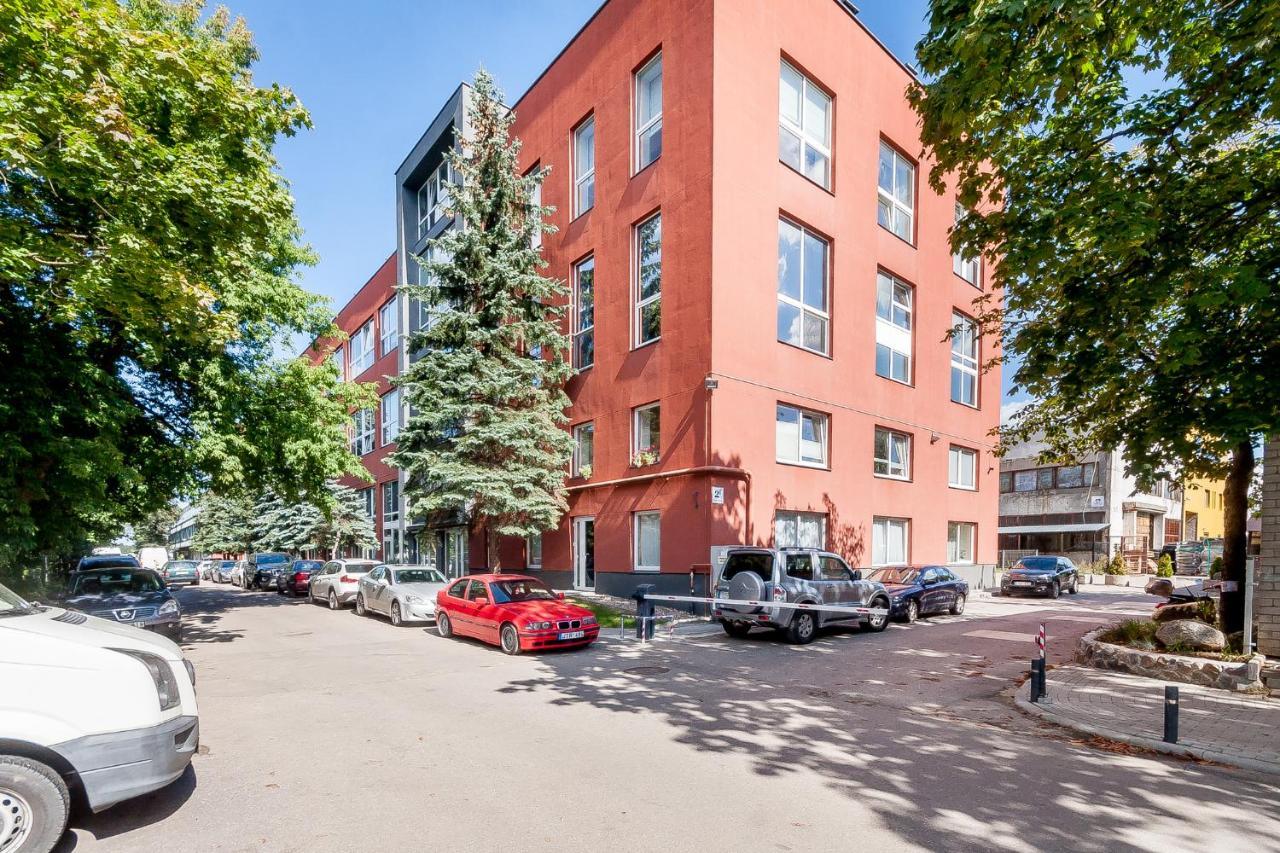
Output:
[
  {"xmin": 777, "ymin": 510, "xmax": 978, "ymax": 566},
  {"xmin": 570, "ymin": 210, "xmax": 663, "ymax": 368},
  {"xmin": 999, "ymin": 463, "xmax": 1099, "ymax": 493},
  {"xmin": 350, "ymin": 388, "xmax": 402, "ymax": 456},
  {"xmin": 332, "ymin": 299, "xmax": 400, "ymax": 380}
]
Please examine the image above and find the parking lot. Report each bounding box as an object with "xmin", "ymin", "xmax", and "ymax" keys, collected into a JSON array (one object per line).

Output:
[{"xmin": 60, "ymin": 582, "xmax": 1280, "ymax": 852}]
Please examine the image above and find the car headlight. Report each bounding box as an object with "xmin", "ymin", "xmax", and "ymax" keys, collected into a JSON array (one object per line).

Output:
[
  {"xmin": 112, "ymin": 648, "xmax": 181, "ymax": 711},
  {"xmin": 581, "ymin": 615, "xmax": 597, "ymax": 625},
  {"xmin": 524, "ymin": 621, "xmax": 552, "ymax": 631},
  {"xmin": 405, "ymin": 594, "xmax": 422, "ymax": 604},
  {"xmin": 158, "ymin": 599, "xmax": 180, "ymax": 617}
]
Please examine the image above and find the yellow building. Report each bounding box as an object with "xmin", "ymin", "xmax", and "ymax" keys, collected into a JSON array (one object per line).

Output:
[{"xmin": 1183, "ymin": 476, "xmax": 1227, "ymax": 539}]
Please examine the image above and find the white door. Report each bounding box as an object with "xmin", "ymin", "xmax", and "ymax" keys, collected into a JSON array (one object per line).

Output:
[{"xmin": 573, "ymin": 517, "xmax": 595, "ymax": 591}]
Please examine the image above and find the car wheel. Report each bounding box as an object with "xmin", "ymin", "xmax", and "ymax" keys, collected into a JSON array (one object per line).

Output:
[
  {"xmin": 1069, "ymin": 575, "xmax": 1079, "ymax": 594},
  {"xmin": 391, "ymin": 602, "xmax": 403, "ymax": 627},
  {"xmin": 950, "ymin": 593, "xmax": 966, "ymax": 616},
  {"xmin": 902, "ymin": 599, "xmax": 919, "ymax": 624},
  {"xmin": 437, "ymin": 611, "xmax": 453, "ymax": 638},
  {"xmin": 500, "ymin": 623, "xmax": 522, "ymax": 655},
  {"xmin": 1050, "ymin": 580, "xmax": 1061, "ymax": 599},
  {"xmin": 865, "ymin": 597, "xmax": 890, "ymax": 632},
  {"xmin": 328, "ymin": 591, "xmax": 338, "ymax": 610},
  {"xmin": 721, "ymin": 619, "xmax": 751, "ymax": 639},
  {"xmin": 355, "ymin": 594, "xmax": 367, "ymax": 617},
  {"xmin": 0, "ymin": 755, "xmax": 70, "ymax": 853},
  {"xmin": 308, "ymin": 586, "xmax": 317, "ymax": 605},
  {"xmin": 786, "ymin": 611, "xmax": 817, "ymax": 645}
]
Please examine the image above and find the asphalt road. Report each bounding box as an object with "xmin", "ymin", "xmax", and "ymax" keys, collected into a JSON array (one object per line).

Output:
[{"xmin": 58, "ymin": 581, "xmax": 1280, "ymax": 853}]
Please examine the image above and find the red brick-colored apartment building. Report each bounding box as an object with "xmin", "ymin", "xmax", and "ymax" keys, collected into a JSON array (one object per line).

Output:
[{"xmin": 332, "ymin": 0, "xmax": 1001, "ymax": 593}]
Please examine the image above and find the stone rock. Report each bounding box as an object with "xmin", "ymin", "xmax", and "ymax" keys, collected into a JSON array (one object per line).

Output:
[
  {"xmin": 1153, "ymin": 601, "xmax": 1204, "ymax": 623},
  {"xmin": 1145, "ymin": 578, "xmax": 1175, "ymax": 598},
  {"xmin": 1156, "ymin": 619, "xmax": 1226, "ymax": 652}
]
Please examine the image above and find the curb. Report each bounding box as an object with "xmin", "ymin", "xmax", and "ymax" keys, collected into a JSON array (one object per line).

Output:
[{"xmin": 1012, "ymin": 689, "xmax": 1280, "ymax": 777}]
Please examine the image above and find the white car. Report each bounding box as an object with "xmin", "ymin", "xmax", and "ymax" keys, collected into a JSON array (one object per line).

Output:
[
  {"xmin": 0, "ymin": 581, "xmax": 198, "ymax": 852},
  {"xmin": 227, "ymin": 560, "xmax": 249, "ymax": 587},
  {"xmin": 308, "ymin": 559, "xmax": 379, "ymax": 610},
  {"xmin": 355, "ymin": 565, "xmax": 448, "ymax": 626}
]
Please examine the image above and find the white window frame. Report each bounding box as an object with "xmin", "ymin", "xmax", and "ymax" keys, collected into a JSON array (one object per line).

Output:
[
  {"xmin": 778, "ymin": 60, "xmax": 832, "ymax": 189},
  {"xmin": 350, "ymin": 321, "xmax": 374, "ymax": 375},
  {"xmin": 527, "ymin": 534, "xmax": 543, "ymax": 569},
  {"xmin": 873, "ymin": 427, "xmax": 911, "ymax": 480},
  {"xmin": 871, "ymin": 517, "xmax": 910, "ymax": 567},
  {"xmin": 951, "ymin": 312, "xmax": 979, "ymax": 408},
  {"xmin": 877, "ymin": 141, "xmax": 915, "ymax": 243},
  {"xmin": 352, "ymin": 409, "xmax": 375, "ymax": 456},
  {"xmin": 632, "ymin": 403, "xmax": 660, "ymax": 459},
  {"xmin": 875, "ymin": 271, "xmax": 913, "ymax": 385},
  {"xmin": 774, "ymin": 510, "xmax": 827, "ymax": 549},
  {"xmin": 776, "ymin": 218, "xmax": 830, "ymax": 356},
  {"xmin": 331, "ymin": 345, "xmax": 345, "ymax": 380},
  {"xmin": 775, "ymin": 403, "xmax": 829, "ymax": 468},
  {"xmin": 948, "ymin": 446, "xmax": 978, "ymax": 490},
  {"xmin": 952, "ymin": 203, "xmax": 981, "ymax": 286},
  {"xmin": 379, "ymin": 298, "xmax": 399, "ymax": 356},
  {"xmin": 380, "ymin": 389, "xmax": 401, "ymax": 445},
  {"xmin": 634, "ymin": 212, "xmax": 662, "ymax": 347},
  {"xmin": 572, "ymin": 422, "xmax": 595, "ymax": 476},
  {"xmin": 634, "ymin": 511, "xmax": 661, "ymax": 572},
  {"xmin": 634, "ymin": 53, "xmax": 663, "ymax": 172},
  {"xmin": 948, "ymin": 521, "xmax": 976, "ymax": 565},
  {"xmin": 572, "ymin": 116, "xmax": 596, "ymax": 218},
  {"xmin": 572, "ymin": 256, "xmax": 595, "ymax": 370},
  {"xmin": 416, "ymin": 160, "xmax": 452, "ymax": 239}
]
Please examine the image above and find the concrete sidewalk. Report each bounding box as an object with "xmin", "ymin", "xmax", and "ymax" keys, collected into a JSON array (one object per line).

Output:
[{"xmin": 1017, "ymin": 663, "xmax": 1280, "ymax": 775}]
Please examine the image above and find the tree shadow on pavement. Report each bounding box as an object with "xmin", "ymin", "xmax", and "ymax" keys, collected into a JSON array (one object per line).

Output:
[
  {"xmin": 173, "ymin": 585, "xmax": 309, "ymax": 645},
  {"xmin": 55, "ymin": 765, "xmax": 197, "ymax": 851}
]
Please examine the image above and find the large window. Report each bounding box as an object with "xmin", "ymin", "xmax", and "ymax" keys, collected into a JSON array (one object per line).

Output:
[
  {"xmin": 382, "ymin": 480, "xmax": 400, "ymax": 524},
  {"xmin": 775, "ymin": 511, "xmax": 827, "ymax": 549},
  {"xmin": 572, "ymin": 422, "xmax": 594, "ymax": 476},
  {"xmin": 352, "ymin": 409, "xmax": 375, "ymax": 456},
  {"xmin": 527, "ymin": 534, "xmax": 543, "ymax": 569},
  {"xmin": 331, "ymin": 345, "xmax": 345, "ymax": 380},
  {"xmin": 776, "ymin": 404, "xmax": 828, "ymax": 467},
  {"xmin": 634, "ymin": 511, "xmax": 661, "ymax": 571},
  {"xmin": 948, "ymin": 522, "xmax": 976, "ymax": 565},
  {"xmin": 359, "ymin": 487, "xmax": 375, "ymax": 520},
  {"xmin": 953, "ymin": 204, "xmax": 980, "ymax": 286},
  {"xmin": 632, "ymin": 403, "xmax": 660, "ymax": 463},
  {"xmin": 350, "ymin": 321, "xmax": 374, "ymax": 375},
  {"xmin": 416, "ymin": 160, "xmax": 453, "ymax": 238},
  {"xmin": 873, "ymin": 427, "xmax": 911, "ymax": 480},
  {"xmin": 778, "ymin": 60, "xmax": 832, "ymax": 189},
  {"xmin": 573, "ymin": 116, "xmax": 596, "ymax": 217},
  {"xmin": 1003, "ymin": 463, "xmax": 1097, "ymax": 492},
  {"xmin": 573, "ymin": 256, "xmax": 595, "ymax": 369},
  {"xmin": 951, "ymin": 312, "xmax": 979, "ymax": 407},
  {"xmin": 872, "ymin": 517, "xmax": 909, "ymax": 566},
  {"xmin": 877, "ymin": 142, "xmax": 915, "ymax": 242},
  {"xmin": 948, "ymin": 446, "xmax": 977, "ymax": 490},
  {"xmin": 380, "ymin": 389, "xmax": 401, "ymax": 445},
  {"xmin": 379, "ymin": 299, "xmax": 399, "ymax": 356},
  {"xmin": 777, "ymin": 218, "xmax": 829, "ymax": 355},
  {"xmin": 875, "ymin": 272, "xmax": 913, "ymax": 384},
  {"xmin": 635, "ymin": 213, "xmax": 662, "ymax": 345},
  {"xmin": 635, "ymin": 53, "xmax": 663, "ymax": 171}
]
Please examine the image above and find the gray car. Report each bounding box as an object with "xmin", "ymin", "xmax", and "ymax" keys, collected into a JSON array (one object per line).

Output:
[
  {"xmin": 355, "ymin": 565, "xmax": 448, "ymax": 626},
  {"xmin": 713, "ymin": 547, "xmax": 891, "ymax": 644}
]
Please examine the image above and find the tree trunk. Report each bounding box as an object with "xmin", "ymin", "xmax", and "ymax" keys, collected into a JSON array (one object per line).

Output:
[
  {"xmin": 487, "ymin": 524, "xmax": 501, "ymax": 573},
  {"xmin": 1220, "ymin": 440, "xmax": 1254, "ymax": 637}
]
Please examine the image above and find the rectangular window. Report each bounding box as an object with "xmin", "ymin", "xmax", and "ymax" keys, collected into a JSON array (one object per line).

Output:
[
  {"xmin": 635, "ymin": 213, "xmax": 662, "ymax": 345},
  {"xmin": 1014, "ymin": 470, "xmax": 1037, "ymax": 492},
  {"xmin": 947, "ymin": 522, "xmax": 976, "ymax": 565},
  {"xmin": 951, "ymin": 312, "xmax": 979, "ymax": 407},
  {"xmin": 380, "ymin": 389, "xmax": 401, "ymax": 445},
  {"xmin": 776, "ymin": 403, "xmax": 828, "ymax": 467},
  {"xmin": 875, "ymin": 271, "xmax": 912, "ymax": 384},
  {"xmin": 1038, "ymin": 468, "xmax": 1054, "ymax": 490},
  {"xmin": 777, "ymin": 218, "xmax": 829, "ymax": 355},
  {"xmin": 632, "ymin": 403, "xmax": 660, "ymax": 462},
  {"xmin": 948, "ymin": 446, "xmax": 978, "ymax": 490},
  {"xmin": 572, "ymin": 256, "xmax": 595, "ymax": 369},
  {"xmin": 379, "ymin": 299, "xmax": 399, "ymax": 356},
  {"xmin": 873, "ymin": 427, "xmax": 911, "ymax": 480},
  {"xmin": 774, "ymin": 511, "xmax": 827, "ymax": 549},
  {"xmin": 382, "ymin": 527, "xmax": 402, "ymax": 564},
  {"xmin": 572, "ymin": 422, "xmax": 594, "ymax": 476},
  {"xmin": 350, "ymin": 321, "xmax": 374, "ymax": 375},
  {"xmin": 529, "ymin": 178, "xmax": 542, "ymax": 249},
  {"xmin": 953, "ymin": 204, "xmax": 980, "ymax": 286},
  {"xmin": 352, "ymin": 409, "xmax": 375, "ymax": 456},
  {"xmin": 382, "ymin": 480, "xmax": 400, "ymax": 524},
  {"xmin": 635, "ymin": 53, "xmax": 662, "ymax": 170},
  {"xmin": 877, "ymin": 142, "xmax": 915, "ymax": 242},
  {"xmin": 1057, "ymin": 465, "xmax": 1084, "ymax": 489},
  {"xmin": 634, "ymin": 511, "xmax": 661, "ymax": 571},
  {"xmin": 999, "ymin": 471, "xmax": 1012, "ymax": 493},
  {"xmin": 416, "ymin": 160, "xmax": 452, "ymax": 238},
  {"xmin": 1082, "ymin": 462, "xmax": 1096, "ymax": 486},
  {"xmin": 331, "ymin": 345, "xmax": 345, "ymax": 380},
  {"xmin": 573, "ymin": 116, "xmax": 595, "ymax": 217},
  {"xmin": 527, "ymin": 534, "xmax": 542, "ymax": 569},
  {"xmin": 360, "ymin": 487, "xmax": 375, "ymax": 520},
  {"xmin": 778, "ymin": 60, "xmax": 832, "ymax": 189},
  {"xmin": 872, "ymin": 517, "xmax": 910, "ymax": 566}
]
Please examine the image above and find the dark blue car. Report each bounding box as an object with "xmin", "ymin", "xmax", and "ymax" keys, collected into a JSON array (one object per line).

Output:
[
  {"xmin": 863, "ymin": 566, "xmax": 969, "ymax": 623},
  {"xmin": 63, "ymin": 568, "xmax": 183, "ymax": 641}
]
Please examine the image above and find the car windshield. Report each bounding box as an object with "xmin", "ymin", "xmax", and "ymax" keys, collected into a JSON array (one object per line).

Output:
[
  {"xmin": 721, "ymin": 552, "xmax": 774, "ymax": 583},
  {"xmin": 165, "ymin": 561, "xmax": 197, "ymax": 571},
  {"xmin": 490, "ymin": 579, "xmax": 557, "ymax": 603},
  {"xmin": 343, "ymin": 563, "xmax": 376, "ymax": 574},
  {"xmin": 70, "ymin": 570, "xmax": 164, "ymax": 595},
  {"xmin": 866, "ymin": 568, "xmax": 919, "ymax": 584},
  {"xmin": 293, "ymin": 561, "xmax": 323, "ymax": 571},
  {"xmin": 255, "ymin": 554, "xmax": 290, "ymax": 565},
  {"xmin": 220, "ymin": 561, "xmax": 237, "ymax": 568},
  {"xmin": 82, "ymin": 556, "xmax": 140, "ymax": 569},
  {"xmin": 1014, "ymin": 557, "xmax": 1059, "ymax": 572},
  {"xmin": 393, "ymin": 569, "xmax": 445, "ymax": 584},
  {"xmin": 0, "ymin": 582, "xmax": 34, "ymax": 616}
]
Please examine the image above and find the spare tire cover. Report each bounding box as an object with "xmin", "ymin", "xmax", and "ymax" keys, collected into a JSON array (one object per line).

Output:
[{"xmin": 725, "ymin": 571, "xmax": 766, "ymax": 614}]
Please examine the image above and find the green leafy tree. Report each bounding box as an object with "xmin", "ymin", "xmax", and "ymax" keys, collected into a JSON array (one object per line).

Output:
[
  {"xmin": 312, "ymin": 483, "xmax": 377, "ymax": 559},
  {"xmin": 191, "ymin": 491, "xmax": 255, "ymax": 556},
  {"xmin": 910, "ymin": 0, "xmax": 1278, "ymax": 634},
  {"xmin": 132, "ymin": 503, "xmax": 180, "ymax": 547},
  {"xmin": 0, "ymin": 0, "xmax": 370, "ymax": 568},
  {"xmin": 392, "ymin": 70, "xmax": 573, "ymax": 570}
]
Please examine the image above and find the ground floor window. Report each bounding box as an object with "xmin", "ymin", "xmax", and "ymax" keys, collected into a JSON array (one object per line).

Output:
[
  {"xmin": 634, "ymin": 511, "xmax": 661, "ymax": 571},
  {"xmin": 872, "ymin": 517, "xmax": 909, "ymax": 566},
  {"xmin": 527, "ymin": 534, "xmax": 542, "ymax": 569},
  {"xmin": 947, "ymin": 521, "xmax": 976, "ymax": 565},
  {"xmin": 382, "ymin": 527, "xmax": 402, "ymax": 564},
  {"xmin": 774, "ymin": 511, "xmax": 827, "ymax": 549}
]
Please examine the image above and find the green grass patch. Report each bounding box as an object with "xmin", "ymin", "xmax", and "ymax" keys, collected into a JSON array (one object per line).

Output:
[
  {"xmin": 1099, "ymin": 619, "xmax": 1159, "ymax": 650},
  {"xmin": 567, "ymin": 596, "xmax": 632, "ymax": 628}
]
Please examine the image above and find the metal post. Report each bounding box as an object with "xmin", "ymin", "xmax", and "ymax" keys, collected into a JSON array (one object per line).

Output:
[
  {"xmin": 1030, "ymin": 659, "xmax": 1043, "ymax": 703},
  {"xmin": 1164, "ymin": 685, "xmax": 1179, "ymax": 743},
  {"xmin": 632, "ymin": 584, "xmax": 655, "ymax": 641},
  {"xmin": 1243, "ymin": 558, "xmax": 1255, "ymax": 653}
]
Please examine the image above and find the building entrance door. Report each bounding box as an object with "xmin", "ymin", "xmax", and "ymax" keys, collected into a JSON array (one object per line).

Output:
[{"xmin": 573, "ymin": 517, "xmax": 595, "ymax": 591}]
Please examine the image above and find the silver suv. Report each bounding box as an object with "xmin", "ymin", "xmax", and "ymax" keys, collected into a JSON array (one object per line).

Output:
[{"xmin": 713, "ymin": 548, "xmax": 891, "ymax": 644}]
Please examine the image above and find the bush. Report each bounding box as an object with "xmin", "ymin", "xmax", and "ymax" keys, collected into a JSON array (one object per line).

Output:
[
  {"xmin": 1105, "ymin": 553, "xmax": 1128, "ymax": 575},
  {"xmin": 1156, "ymin": 554, "xmax": 1174, "ymax": 577},
  {"xmin": 1209, "ymin": 556, "xmax": 1223, "ymax": 579},
  {"xmin": 1100, "ymin": 619, "xmax": 1159, "ymax": 649}
]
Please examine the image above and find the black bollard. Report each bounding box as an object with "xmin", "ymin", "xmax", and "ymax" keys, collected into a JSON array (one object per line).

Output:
[
  {"xmin": 632, "ymin": 583, "xmax": 656, "ymax": 640},
  {"xmin": 1039, "ymin": 660, "xmax": 1048, "ymax": 701},
  {"xmin": 1029, "ymin": 659, "xmax": 1042, "ymax": 703},
  {"xmin": 1164, "ymin": 685, "xmax": 1179, "ymax": 743}
]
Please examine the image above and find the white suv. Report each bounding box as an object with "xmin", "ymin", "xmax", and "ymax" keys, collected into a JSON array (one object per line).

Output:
[{"xmin": 308, "ymin": 559, "xmax": 378, "ymax": 610}]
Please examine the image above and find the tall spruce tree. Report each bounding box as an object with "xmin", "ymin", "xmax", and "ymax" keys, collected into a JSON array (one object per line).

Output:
[{"xmin": 392, "ymin": 70, "xmax": 573, "ymax": 570}]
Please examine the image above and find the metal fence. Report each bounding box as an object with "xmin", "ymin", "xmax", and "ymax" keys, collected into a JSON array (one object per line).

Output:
[{"xmin": 999, "ymin": 549, "xmax": 1038, "ymax": 568}]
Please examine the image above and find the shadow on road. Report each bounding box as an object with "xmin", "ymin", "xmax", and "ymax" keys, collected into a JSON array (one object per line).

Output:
[
  {"xmin": 173, "ymin": 584, "xmax": 310, "ymax": 645},
  {"xmin": 56, "ymin": 765, "xmax": 197, "ymax": 851}
]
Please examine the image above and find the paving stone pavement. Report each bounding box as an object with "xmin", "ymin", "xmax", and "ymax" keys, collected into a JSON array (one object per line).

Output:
[{"xmin": 1018, "ymin": 663, "xmax": 1280, "ymax": 774}]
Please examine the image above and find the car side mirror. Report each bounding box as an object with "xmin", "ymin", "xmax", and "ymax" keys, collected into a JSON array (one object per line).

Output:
[{"xmin": 850, "ymin": 570, "xmax": 862, "ymax": 581}]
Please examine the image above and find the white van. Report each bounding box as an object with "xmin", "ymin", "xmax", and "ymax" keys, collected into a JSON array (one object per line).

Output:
[
  {"xmin": 0, "ymin": 582, "xmax": 198, "ymax": 852},
  {"xmin": 136, "ymin": 546, "xmax": 169, "ymax": 571}
]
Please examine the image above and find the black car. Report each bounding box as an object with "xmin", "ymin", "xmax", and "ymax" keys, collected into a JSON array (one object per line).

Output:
[
  {"xmin": 276, "ymin": 559, "xmax": 324, "ymax": 596},
  {"xmin": 63, "ymin": 568, "xmax": 182, "ymax": 641},
  {"xmin": 864, "ymin": 566, "xmax": 970, "ymax": 623},
  {"xmin": 1001, "ymin": 555, "xmax": 1079, "ymax": 598},
  {"xmin": 249, "ymin": 552, "xmax": 292, "ymax": 590}
]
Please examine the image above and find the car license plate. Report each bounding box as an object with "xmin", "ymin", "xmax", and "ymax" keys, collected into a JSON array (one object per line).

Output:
[
  {"xmin": 1012, "ymin": 581, "xmax": 1032, "ymax": 587},
  {"xmin": 132, "ymin": 620, "xmax": 146, "ymax": 627},
  {"xmin": 558, "ymin": 630, "xmax": 585, "ymax": 640}
]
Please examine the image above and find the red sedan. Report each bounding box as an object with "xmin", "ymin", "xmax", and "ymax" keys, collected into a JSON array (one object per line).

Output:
[{"xmin": 435, "ymin": 574, "xmax": 600, "ymax": 654}]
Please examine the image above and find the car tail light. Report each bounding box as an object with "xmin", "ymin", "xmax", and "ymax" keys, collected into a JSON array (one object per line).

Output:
[
  {"xmin": 771, "ymin": 587, "xmax": 787, "ymax": 602},
  {"xmin": 340, "ymin": 575, "xmax": 356, "ymax": 583}
]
